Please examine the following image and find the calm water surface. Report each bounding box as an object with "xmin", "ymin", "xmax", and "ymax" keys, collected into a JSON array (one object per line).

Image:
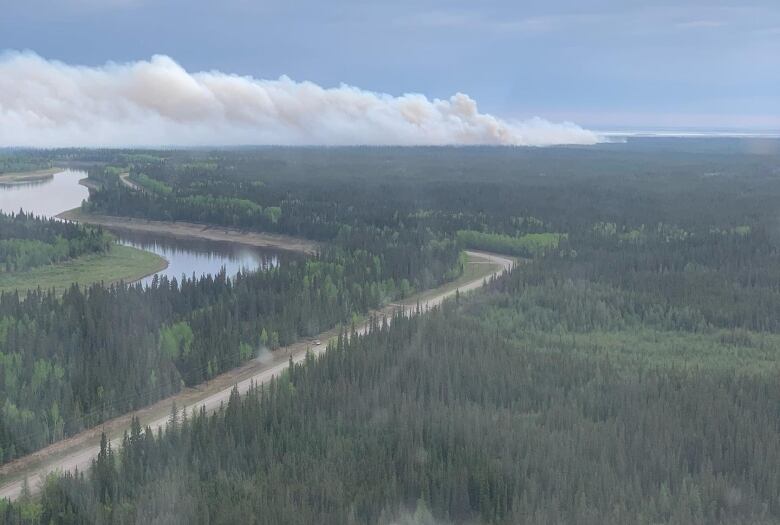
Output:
[
  {"xmin": 118, "ymin": 231, "xmax": 281, "ymax": 286},
  {"xmin": 0, "ymin": 170, "xmax": 285, "ymax": 284},
  {"xmin": 0, "ymin": 170, "xmax": 89, "ymax": 217}
]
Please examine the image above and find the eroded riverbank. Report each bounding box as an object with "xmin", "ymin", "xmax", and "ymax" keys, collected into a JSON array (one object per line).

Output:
[{"xmin": 58, "ymin": 208, "xmax": 318, "ymax": 255}]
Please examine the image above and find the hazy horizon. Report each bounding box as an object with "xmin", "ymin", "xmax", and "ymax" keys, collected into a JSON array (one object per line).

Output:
[{"xmin": 1, "ymin": 0, "xmax": 778, "ymax": 146}]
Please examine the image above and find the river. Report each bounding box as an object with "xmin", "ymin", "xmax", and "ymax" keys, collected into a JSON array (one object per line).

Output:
[{"xmin": 0, "ymin": 170, "xmax": 285, "ymax": 284}]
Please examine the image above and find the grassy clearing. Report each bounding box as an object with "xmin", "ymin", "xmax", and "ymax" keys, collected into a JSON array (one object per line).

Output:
[
  {"xmin": 457, "ymin": 230, "xmax": 566, "ymax": 257},
  {"xmin": 0, "ymin": 244, "xmax": 167, "ymax": 294}
]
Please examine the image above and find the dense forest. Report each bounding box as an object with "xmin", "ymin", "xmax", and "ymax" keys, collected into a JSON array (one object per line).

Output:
[
  {"xmin": 80, "ymin": 142, "xmax": 780, "ymax": 237},
  {"xmin": 0, "ymin": 212, "xmax": 112, "ymax": 272},
  {"xmin": 5, "ymin": 279, "xmax": 780, "ymax": 524},
  {"xmin": 0, "ymin": 237, "xmax": 459, "ymax": 463},
  {"xmin": 2, "ymin": 140, "xmax": 780, "ymax": 522},
  {"xmin": 0, "ymin": 151, "xmax": 464, "ymax": 463}
]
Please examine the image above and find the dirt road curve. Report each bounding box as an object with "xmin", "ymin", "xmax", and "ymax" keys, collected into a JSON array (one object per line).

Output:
[
  {"xmin": 0, "ymin": 250, "xmax": 512, "ymax": 501},
  {"xmin": 118, "ymin": 172, "xmax": 142, "ymax": 192}
]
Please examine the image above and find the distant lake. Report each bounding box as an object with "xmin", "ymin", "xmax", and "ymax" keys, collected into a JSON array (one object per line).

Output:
[{"xmin": 0, "ymin": 170, "xmax": 288, "ymax": 284}]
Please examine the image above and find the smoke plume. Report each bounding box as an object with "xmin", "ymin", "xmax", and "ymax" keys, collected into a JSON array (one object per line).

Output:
[{"xmin": 0, "ymin": 51, "xmax": 602, "ymax": 147}]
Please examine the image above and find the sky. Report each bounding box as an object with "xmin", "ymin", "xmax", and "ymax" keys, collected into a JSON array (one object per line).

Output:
[{"xmin": 0, "ymin": 0, "xmax": 778, "ymax": 146}]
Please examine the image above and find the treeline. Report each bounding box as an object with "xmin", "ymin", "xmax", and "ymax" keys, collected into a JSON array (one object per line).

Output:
[
  {"xmin": 0, "ymin": 212, "xmax": 112, "ymax": 272},
  {"xmin": 81, "ymin": 144, "xmax": 780, "ymax": 260},
  {"xmin": 6, "ymin": 299, "xmax": 780, "ymax": 524},
  {"xmin": 85, "ymin": 169, "xmax": 277, "ymax": 231},
  {"xmin": 0, "ymin": 155, "xmax": 52, "ymax": 175},
  {"xmin": 85, "ymin": 165, "xmax": 462, "ymax": 291},
  {"xmin": 0, "ymin": 237, "xmax": 458, "ymax": 463},
  {"xmin": 80, "ymin": 144, "xmax": 780, "ymax": 237}
]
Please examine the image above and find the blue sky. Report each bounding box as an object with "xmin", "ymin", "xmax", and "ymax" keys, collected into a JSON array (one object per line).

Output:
[{"xmin": 1, "ymin": 0, "xmax": 779, "ymax": 132}]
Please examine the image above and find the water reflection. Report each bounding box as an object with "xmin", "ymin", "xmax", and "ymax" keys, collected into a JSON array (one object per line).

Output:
[
  {"xmin": 0, "ymin": 170, "xmax": 89, "ymax": 218},
  {"xmin": 118, "ymin": 231, "xmax": 283, "ymax": 286}
]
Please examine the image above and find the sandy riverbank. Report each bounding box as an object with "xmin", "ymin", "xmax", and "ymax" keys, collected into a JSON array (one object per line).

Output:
[
  {"xmin": 0, "ymin": 168, "xmax": 62, "ymax": 185},
  {"xmin": 58, "ymin": 208, "xmax": 319, "ymax": 255}
]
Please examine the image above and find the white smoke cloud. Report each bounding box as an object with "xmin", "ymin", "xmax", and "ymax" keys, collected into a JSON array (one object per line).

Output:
[{"xmin": 0, "ymin": 51, "xmax": 603, "ymax": 147}]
